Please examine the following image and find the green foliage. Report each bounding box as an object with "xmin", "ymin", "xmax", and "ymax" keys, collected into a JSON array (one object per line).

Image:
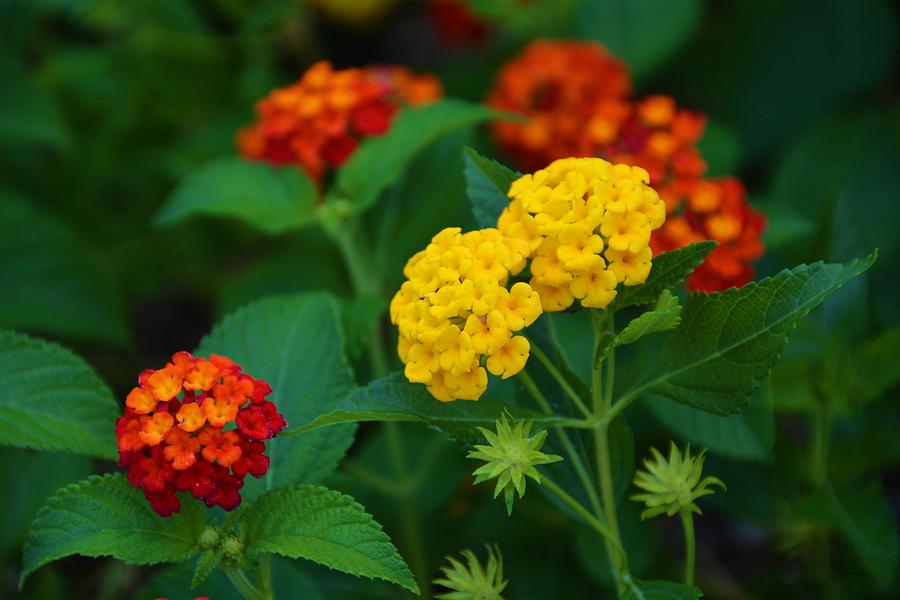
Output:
[
  {"xmin": 20, "ymin": 474, "xmax": 206, "ymax": 586},
  {"xmin": 613, "ymin": 290, "xmax": 682, "ymax": 350},
  {"xmin": 612, "ymin": 242, "xmax": 716, "ymax": 310},
  {"xmin": 572, "ymin": 0, "xmax": 703, "ymax": 81},
  {"xmin": 798, "ymin": 484, "xmax": 899, "ymax": 590},
  {"xmin": 0, "ymin": 329, "xmax": 117, "ymax": 459},
  {"xmin": 825, "ymin": 326, "xmax": 900, "ymax": 411},
  {"xmin": 191, "ymin": 547, "xmax": 223, "ymax": 589},
  {"xmin": 156, "ymin": 157, "xmax": 318, "ymax": 234},
  {"xmin": 628, "ymin": 255, "xmax": 875, "ymax": 415},
  {"xmin": 282, "ymin": 373, "xmax": 569, "ymax": 442},
  {"xmin": 0, "ymin": 197, "xmax": 128, "ymax": 344},
  {"xmin": 335, "ymin": 101, "xmax": 500, "ymax": 212},
  {"xmin": 463, "ymin": 147, "xmax": 520, "ymax": 229},
  {"xmin": 239, "ymin": 485, "xmax": 419, "ymax": 593},
  {"xmin": 196, "ymin": 293, "xmax": 357, "ymax": 501},
  {"xmin": 620, "ymin": 579, "xmax": 703, "ymax": 599}
]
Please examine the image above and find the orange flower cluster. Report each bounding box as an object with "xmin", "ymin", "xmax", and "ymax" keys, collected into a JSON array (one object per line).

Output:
[
  {"xmin": 238, "ymin": 61, "xmax": 442, "ymax": 181},
  {"xmin": 488, "ymin": 41, "xmax": 766, "ymax": 291},
  {"xmin": 116, "ymin": 352, "xmax": 285, "ymax": 516},
  {"xmin": 488, "ymin": 40, "xmax": 631, "ymax": 172}
]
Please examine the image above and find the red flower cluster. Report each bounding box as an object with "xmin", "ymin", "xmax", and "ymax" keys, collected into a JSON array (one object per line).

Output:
[
  {"xmin": 487, "ymin": 40, "xmax": 631, "ymax": 172},
  {"xmin": 427, "ymin": 0, "xmax": 490, "ymax": 46},
  {"xmin": 487, "ymin": 41, "xmax": 766, "ymax": 291},
  {"xmin": 238, "ymin": 61, "xmax": 442, "ymax": 181},
  {"xmin": 116, "ymin": 352, "xmax": 286, "ymax": 516}
]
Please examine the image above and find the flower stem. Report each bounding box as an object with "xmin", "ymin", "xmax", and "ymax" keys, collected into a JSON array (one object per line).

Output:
[
  {"xmin": 225, "ymin": 568, "xmax": 264, "ymax": 600},
  {"xmin": 680, "ymin": 510, "xmax": 696, "ymax": 586},
  {"xmin": 254, "ymin": 555, "xmax": 274, "ymax": 600},
  {"xmin": 518, "ymin": 370, "xmax": 604, "ymax": 518},
  {"xmin": 529, "ymin": 342, "xmax": 593, "ymax": 419},
  {"xmin": 541, "ymin": 475, "xmax": 625, "ymax": 562}
]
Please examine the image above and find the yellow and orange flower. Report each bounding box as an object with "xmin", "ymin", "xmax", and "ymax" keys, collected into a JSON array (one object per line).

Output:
[{"xmin": 238, "ymin": 61, "xmax": 441, "ymax": 181}]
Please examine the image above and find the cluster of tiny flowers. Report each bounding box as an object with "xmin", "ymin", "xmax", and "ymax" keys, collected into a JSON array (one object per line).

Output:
[
  {"xmin": 488, "ymin": 40, "xmax": 766, "ymax": 292},
  {"xmin": 427, "ymin": 0, "xmax": 490, "ymax": 47},
  {"xmin": 487, "ymin": 40, "xmax": 631, "ymax": 171},
  {"xmin": 238, "ymin": 60, "xmax": 441, "ymax": 181},
  {"xmin": 498, "ymin": 157, "xmax": 666, "ymax": 312},
  {"xmin": 390, "ymin": 227, "xmax": 543, "ymax": 402},
  {"xmin": 116, "ymin": 352, "xmax": 286, "ymax": 516}
]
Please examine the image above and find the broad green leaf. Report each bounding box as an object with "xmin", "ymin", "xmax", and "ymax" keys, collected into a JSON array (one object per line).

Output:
[
  {"xmin": 620, "ymin": 579, "xmax": 703, "ymax": 600},
  {"xmin": 20, "ymin": 473, "xmax": 206, "ymax": 586},
  {"xmin": 155, "ymin": 157, "xmax": 318, "ymax": 234},
  {"xmin": 191, "ymin": 548, "xmax": 222, "ymax": 589},
  {"xmin": 626, "ymin": 255, "xmax": 876, "ymax": 415},
  {"xmin": 335, "ymin": 100, "xmax": 499, "ymax": 212},
  {"xmin": 798, "ymin": 484, "xmax": 899, "ymax": 590},
  {"xmin": 647, "ymin": 384, "xmax": 774, "ymax": 462},
  {"xmin": 0, "ymin": 196, "xmax": 128, "ymax": 345},
  {"xmin": 240, "ymin": 485, "xmax": 419, "ymax": 594},
  {"xmin": 463, "ymin": 147, "xmax": 520, "ymax": 229},
  {"xmin": 282, "ymin": 373, "xmax": 572, "ymax": 442},
  {"xmin": 572, "ymin": 0, "xmax": 703, "ymax": 81},
  {"xmin": 616, "ymin": 290, "xmax": 682, "ymax": 347},
  {"xmin": 196, "ymin": 293, "xmax": 357, "ymax": 501},
  {"xmin": 0, "ymin": 330, "xmax": 117, "ymax": 459},
  {"xmin": 612, "ymin": 242, "xmax": 716, "ymax": 310}
]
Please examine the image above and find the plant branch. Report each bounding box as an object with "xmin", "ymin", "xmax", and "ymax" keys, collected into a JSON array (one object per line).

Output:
[
  {"xmin": 529, "ymin": 341, "xmax": 593, "ymax": 419},
  {"xmin": 541, "ymin": 475, "xmax": 625, "ymax": 561},
  {"xmin": 225, "ymin": 568, "xmax": 264, "ymax": 600},
  {"xmin": 680, "ymin": 510, "xmax": 696, "ymax": 586}
]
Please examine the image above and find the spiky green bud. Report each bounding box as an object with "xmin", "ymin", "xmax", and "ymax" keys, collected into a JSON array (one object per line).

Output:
[
  {"xmin": 631, "ymin": 443, "xmax": 725, "ymax": 519},
  {"xmin": 434, "ymin": 545, "xmax": 507, "ymax": 600}
]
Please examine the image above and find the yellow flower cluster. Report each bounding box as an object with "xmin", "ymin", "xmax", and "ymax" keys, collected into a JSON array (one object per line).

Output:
[
  {"xmin": 498, "ymin": 157, "xmax": 666, "ymax": 311},
  {"xmin": 390, "ymin": 227, "xmax": 543, "ymax": 402}
]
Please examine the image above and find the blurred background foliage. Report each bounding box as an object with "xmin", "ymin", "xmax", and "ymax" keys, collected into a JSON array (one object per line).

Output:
[{"xmin": 1, "ymin": 0, "xmax": 898, "ymax": 598}]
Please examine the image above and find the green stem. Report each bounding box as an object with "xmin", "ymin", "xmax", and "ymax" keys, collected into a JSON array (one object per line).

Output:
[
  {"xmin": 680, "ymin": 510, "xmax": 696, "ymax": 586},
  {"xmin": 518, "ymin": 370, "xmax": 604, "ymax": 518},
  {"xmin": 529, "ymin": 342, "xmax": 593, "ymax": 419},
  {"xmin": 255, "ymin": 555, "xmax": 274, "ymax": 600},
  {"xmin": 541, "ymin": 475, "xmax": 626, "ymax": 562},
  {"xmin": 225, "ymin": 568, "xmax": 264, "ymax": 600}
]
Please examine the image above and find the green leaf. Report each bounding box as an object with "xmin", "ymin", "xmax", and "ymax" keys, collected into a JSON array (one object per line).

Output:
[
  {"xmin": 463, "ymin": 147, "xmax": 520, "ymax": 229},
  {"xmin": 572, "ymin": 0, "xmax": 703, "ymax": 81},
  {"xmin": 612, "ymin": 242, "xmax": 716, "ymax": 310},
  {"xmin": 20, "ymin": 473, "xmax": 206, "ymax": 587},
  {"xmin": 335, "ymin": 100, "xmax": 500, "ymax": 212},
  {"xmin": 155, "ymin": 157, "xmax": 318, "ymax": 234},
  {"xmin": 240, "ymin": 485, "xmax": 419, "ymax": 594},
  {"xmin": 756, "ymin": 201, "xmax": 816, "ymax": 251},
  {"xmin": 196, "ymin": 293, "xmax": 357, "ymax": 501},
  {"xmin": 647, "ymin": 383, "xmax": 774, "ymax": 462},
  {"xmin": 282, "ymin": 372, "xmax": 570, "ymax": 442},
  {"xmin": 0, "ymin": 330, "xmax": 117, "ymax": 459},
  {"xmin": 191, "ymin": 548, "xmax": 223, "ymax": 589},
  {"xmin": 626, "ymin": 255, "xmax": 876, "ymax": 415},
  {"xmin": 0, "ymin": 196, "xmax": 128, "ymax": 345},
  {"xmin": 827, "ymin": 326, "xmax": 900, "ymax": 410},
  {"xmin": 619, "ymin": 579, "xmax": 703, "ymax": 600},
  {"xmin": 616, "ymin": 290, "xmax": 682, "ymax": 347},
  {"xmin": 798, "ymin": 484, "xmax": 899, "ymax": 590}
]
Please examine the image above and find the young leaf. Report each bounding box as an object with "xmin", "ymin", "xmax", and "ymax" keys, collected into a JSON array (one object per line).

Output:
[
  {"xmin": 0, "ymin": 196, "xmax": 128, "ymax": 345},
  {"xmin": 20, "ymin": 474, "xmax": 206, "ymax": 587},
  {"xmin": 463, "ymin": 147, "xmax": 520, "ymax": 229},
  {"xmin": 616, "ymin": 290, "xmax": 682, "ymax": 347},
  {"xmin": 191, "ymin": 548, "xmax": 223, "ymax": 589},
  {"xmin": 240, "ymin": 485, "xmax": 419, "ymax": 594},
  {"xmin": 612, "ymin": 242, "xmax": 716, "ymax": 310},
  {"xmin": 622, "ymin": 255, "xmax": 875, "ymax": 415},
  {"xmin": 155, "ymin": 157, "xmax": 318, "ymax": 234},
  {"xmin": 0, "ymin": 329, "xmax": 117, "ymax": 459},
  {"xmin": 620, "ymin": 579, "xmax": 703, "ymax": 600},
  {"xmin": 335, "ymin": 100, "xmax": 499, "ymax": 212},
  {"xmin": 196, "ymin": 293, "xmax": 357, "ymax": 501},
  {"xmin": 281, "ymin": 372, "xmax": 571, "ymax": 441}
]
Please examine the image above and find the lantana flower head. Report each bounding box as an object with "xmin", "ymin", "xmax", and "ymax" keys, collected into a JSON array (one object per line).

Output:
[
  {"xmin": 116, "ymin": 352, "xmax": 286, "ymax": 516},
  {"xmin": 498, "ymin": 157, "xmax": 666, "ymax": 312},
  {"xmin": 238, "ymin": 61, "xmax": 441, "ymax": 181},
  {"xmin": 631, "ymin": 443, "xmax": 725, "ymax": 520},
  {"xmin": 390, "ymin": 227, "xmax": 543, "ymax": 401},
  {"xmin": 487, "ymin": 40, "xmax": 631, "ymax": 171}
]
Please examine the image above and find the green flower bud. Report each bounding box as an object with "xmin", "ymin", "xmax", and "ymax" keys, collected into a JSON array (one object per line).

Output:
[
  {"xmin": 221, "ymin": 534, "xmax": 243, "ymax": 560},
  {"xmin": 468, "ymin": 413, "xmax": 562, "ymax": 515},
  {"xmin": 434, "ymin": 545, "xmax": 507, "ymax": 600},
  {"xmin": 197, "ymin": 526, "xmax": 220, "ymax": 550},
  {"xmin": 631, "ymin": 443, "xmax": 725, "ymax": 520}
]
